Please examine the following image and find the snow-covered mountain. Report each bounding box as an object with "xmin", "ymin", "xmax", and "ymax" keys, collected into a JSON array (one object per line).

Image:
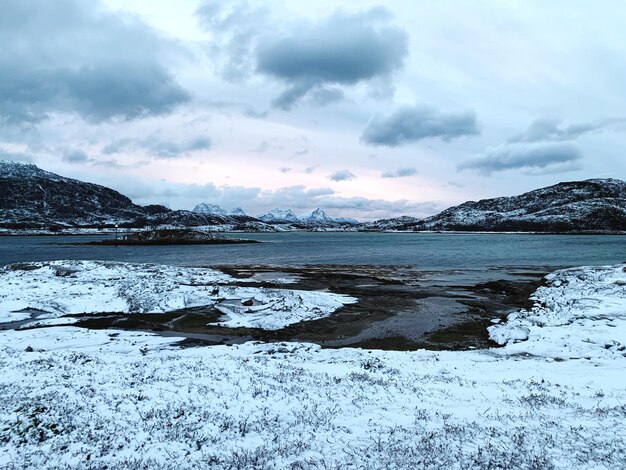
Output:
[
  {"xmin": 259, "ymin": 209, "xmax": 301, "ymax": 224},
  {"xmin": 259, "ymin": 208, "xmax": 359, "ymax": 226},
  {"xmin": 192, "ymin": 204, "xmax": 249, "ymax": 218},
  {"xmin": 228, "ymin": 207, "xmax": 248, "ymax": 217},
  {"xmin": 192, "ymin": 203, "xmax": 227, "ymax": 216},
  {"xmin": 368, "ymin": 179, "xmax": 626, "ymax": 233}
]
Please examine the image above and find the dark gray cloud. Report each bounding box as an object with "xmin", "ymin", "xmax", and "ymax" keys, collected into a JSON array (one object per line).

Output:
[
  {"xmin": 197, "ymin": 4, "xmax": 408, "ymax": 110},
  {"xmin": 310, "ymin": 87, "xmax": 345, "ymax": 106},
  {"xmin": 362, "ymin": 105, "xmax": 480, "ymax": 146},
  {"xmin": 62, "ymin": 149, "xmax": 89, "ymax": 164},
  {"xmin": 460, "ymin": 116, "xmax": 626, "ymax": 176},
  {"xmin": 258, "ymin": 8, "xmax": 407, "ymax": 109},
  {"xmin": 458, "ymin": 142, "xmax": 582, "ymax": 175},
  {"xmin": 0, "ymin": 0, "xmax": 190, "ymax": 124},
  {"xmin": 59, "ymin": 148, "xmax": 143, "ymax": 169},
  {"xmin": 508, "ymin": 117, "xmax": 626, "ymax": 143},
  {"xmin": 103, "ymin": 136, "xmax": 211, "ymax": 159},
  {"xmin": 382, "ymin": 167, "xmax": 417, "ymax": 178},
  {"xmin": 330, "ymin": 170, "xmax": 356, "ymax": 181}
]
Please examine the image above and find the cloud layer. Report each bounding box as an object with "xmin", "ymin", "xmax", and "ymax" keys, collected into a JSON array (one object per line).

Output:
[
  {"xmin": 0, "ymin": 0, "xmax": 190, "ymax": 124},
  {"xmin": 362, "ymin": 105, "xmax": 480, "ymax": 146},
  {"xmin": 103, "ymin": 136, "xmax": 211, "ymax": 159},
  {"xmin": 508, "ymin": 118, "xmax": 626, "ymax": 143},
  {"xmin": 458, "ymin": 142, "xmax": 582, "ymax": 175}
]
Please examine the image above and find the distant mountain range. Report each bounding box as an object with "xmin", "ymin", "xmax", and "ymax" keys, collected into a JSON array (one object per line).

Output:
[
  {"xmin": 192, "ymin": 204, "xmax": 359, "ymax": 226},
  {"xmin": 1, "ymin": 161, "xmax": 625, "ymax": 233},
  {"xmin": 192, "ymin": 203, "xmax": 249, "ymax": 218}
]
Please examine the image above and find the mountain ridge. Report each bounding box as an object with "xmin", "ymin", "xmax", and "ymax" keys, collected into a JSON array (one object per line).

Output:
[
  {"xmin": 1, "ymin": 161, "xmax": 625, "ymax": 233},
  {"xmin": 367, "ymin": 178, "xmax": 626, "ymax": 233}
]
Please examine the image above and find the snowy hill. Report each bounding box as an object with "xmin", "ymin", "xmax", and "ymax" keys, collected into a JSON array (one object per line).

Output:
[
  {"xmin": 0, "ymin": 161, "xmax": 260, "ymax": 230},
  {"xmin": 368, "ymin": 179, "xmax": 626, "ymax": 233}
]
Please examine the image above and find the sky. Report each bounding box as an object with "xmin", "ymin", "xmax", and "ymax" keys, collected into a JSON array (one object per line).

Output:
[{"xmin": 1, "ymin": 0, "xmax": 626, "ymax": 220}]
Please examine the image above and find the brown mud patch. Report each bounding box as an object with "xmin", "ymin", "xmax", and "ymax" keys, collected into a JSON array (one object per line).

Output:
[{"xmin": 66, "ymin": 265, "xmax": 547, "ymax": 351}]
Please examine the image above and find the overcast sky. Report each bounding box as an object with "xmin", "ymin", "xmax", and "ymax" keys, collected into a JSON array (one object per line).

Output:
[{"xmin": 1, "ymin": 0, "xmax": 625, "ymax": 219}]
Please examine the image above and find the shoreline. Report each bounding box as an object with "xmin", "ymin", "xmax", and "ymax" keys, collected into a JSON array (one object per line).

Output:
[
  {"xmin": 2, "ymin": 228, "xmax": 626, "ymax": 236},
  {"xmin": 0, "ymin": 262, "xmax": 546, "ymax": 351}
]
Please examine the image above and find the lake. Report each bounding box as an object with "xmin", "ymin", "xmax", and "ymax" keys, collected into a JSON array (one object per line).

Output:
[{"xmin": 1, "ymin": 232, "xmax": 625, "ymax": 270}]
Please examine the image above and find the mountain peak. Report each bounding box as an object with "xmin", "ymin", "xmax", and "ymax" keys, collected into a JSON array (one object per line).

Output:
[
  {"xmin": 305, "ymin": 208, "xmax": 331, "ymax": 223},
  {"xmin": 259, "ymin": 208, "xmax": 300, "ymax": 223},
  {"xmin": 192, "ymin": 203, "xmax": 227, "ymax": 216},
  {"xmin": 0, "ymin": 160, "xmax": 63, "ymax": 181},
  {"xmin": 228, "ymin": 207, "xmax": 248, "ymax": 217}
]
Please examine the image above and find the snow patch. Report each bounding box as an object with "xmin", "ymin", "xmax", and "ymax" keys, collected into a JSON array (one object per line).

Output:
[{"xmin": 0, "ymin": 261, "xmax": 356, "ymax": 330}]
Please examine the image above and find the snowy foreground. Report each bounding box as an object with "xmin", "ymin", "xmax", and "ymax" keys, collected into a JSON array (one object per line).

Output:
[{"xmin": 1, "ymin": 263, "xmax": 625, "ymax": 468}]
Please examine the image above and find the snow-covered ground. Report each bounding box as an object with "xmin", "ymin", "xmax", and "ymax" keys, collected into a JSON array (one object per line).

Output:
[
  {"xmin": 0, "ymin": 261, "xmax": 356, "ymax": 330},
  {"xmin": 0, "ymin": 263, "xmax": 625, "ymax": 468}
]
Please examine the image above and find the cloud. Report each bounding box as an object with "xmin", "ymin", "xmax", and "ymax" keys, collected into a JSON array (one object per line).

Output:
[
  {"xmin": 329, "ymin": 170, "xmax": 356, "ymax": 181},
  {"xmin": 381, "ymin": 167, "xmax": 417, "ymax": 178},
  {"xmin": 458, "ymin": 142, "xmax": 583, "ymax": 175},
  {"xmin": 198, "ymin": 4, "xmax": 408, "ymax": 109},
  {"xmin": 362, "ymin": 104, "xmax": 480, "ymax": 146},
  {"xmin": 62, "ymin": 149, "xmax": 89, "ymax": 164},
  {"xmin": 310, "ymin": 87, "xmax": 345, "ymax": 106},
  {"xmin": 103, "ymin": 136, "xmax": 211, "ymax": 159},
  {"xmin": 508, "ymin": 117, "xmax": 626, "ymax": 143},
  {"xmin": 0, "ymin": 0, "xmax": 190, "ymax": 124}
]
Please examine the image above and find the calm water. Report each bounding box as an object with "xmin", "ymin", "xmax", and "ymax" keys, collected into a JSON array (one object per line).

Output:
[{"xmin": 1, "ymin": 232, "xmax": 625, "ymax": 269}]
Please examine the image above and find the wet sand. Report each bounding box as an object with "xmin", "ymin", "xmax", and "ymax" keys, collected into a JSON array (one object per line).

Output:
[{"xmin": 67, "ymin": 265, "xmax": 547, "ymax": 351}]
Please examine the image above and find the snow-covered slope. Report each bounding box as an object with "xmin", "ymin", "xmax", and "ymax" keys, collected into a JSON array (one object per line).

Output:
[
  {"xmin": 0, "ymin": 162, "xmax": 264, "ymax": 230},
  {"xmin": 368, "ymin": 179, "xmax": 626, "ymax": 232},
  {"xmin": 1, "ymin": 263, "xmax": 625, "ymax": 468}
]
